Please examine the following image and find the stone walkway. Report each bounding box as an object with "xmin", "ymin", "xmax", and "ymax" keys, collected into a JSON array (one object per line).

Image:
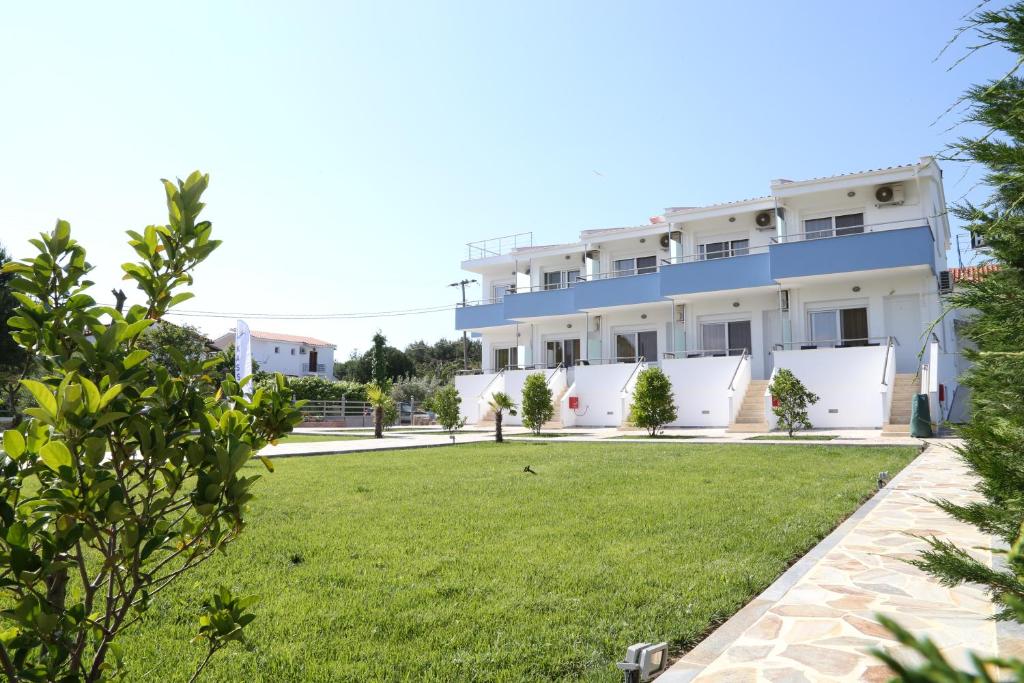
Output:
[{"xmin": 660, "ymin": 443, "xmax": 1004, "ymax": 682}]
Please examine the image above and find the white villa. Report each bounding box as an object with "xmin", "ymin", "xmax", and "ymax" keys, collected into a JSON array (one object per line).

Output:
[
  {"xmin": 454, "ymin": 157, "xmax": 959, "ymax": 434},
  {"xmin": 212, "ymin": 330, "xmax": 336, "ymax": 379}
]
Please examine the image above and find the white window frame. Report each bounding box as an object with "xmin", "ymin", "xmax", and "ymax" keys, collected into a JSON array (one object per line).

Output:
[
  {"xmin": 542, "ymin": 268, "xmax": 581, "ymax": 290},
  {"xmin": 491, "ymin": 280, "xmax": 515, "ymax": 301},
  {"xmin": 697, "ymin": 317, "xmax": 751, "ymax": 356},
  {"xmin": 610, "ymin": 255, "xmax": 657, "ymax": 277},
  {"xmin": 612, "ymin": 326, "xmax": 658, "ymax": 363},
  {"xmin": 801, "ymin": 210, "xmax": 865, "ymax": 240},
  {"xmin": 542, "ymin": 335, "xmax": 581, "ymax": 367},
  {"xmin": 804, "ymin": 301, "xmax": 870, "ymax": 346},
  {"xmin": 698, "ymin": 238, "xmax": 750, "ymax": 260},
  {"xmin": 492, "ymin": 345, "xmax": 519, "ymax": 371}
]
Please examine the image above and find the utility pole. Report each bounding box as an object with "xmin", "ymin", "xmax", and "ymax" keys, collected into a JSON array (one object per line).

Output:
[{"xmin": 449, "ymin": 278, "xmax": 477, "ymax": 369}]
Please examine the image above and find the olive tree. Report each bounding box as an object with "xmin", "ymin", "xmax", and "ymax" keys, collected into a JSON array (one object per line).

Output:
[{"xmin": 0, "ymin": 172, "xmax": 303, "ymax": 681}]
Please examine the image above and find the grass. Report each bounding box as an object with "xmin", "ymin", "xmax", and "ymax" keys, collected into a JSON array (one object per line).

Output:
[
  {"xmin": 273, "ymin": 433, "xmax": 374, "ymax": 443},
  {"xmin": 610, "ymin": 434, "xmax": 700, "ymax": 440},
  {"xmin": 119, "ymin": 441, "xmax": 916, "ymax": 681},
  {"xmin": 746, "ymin": 434, "xmax": 837, "ymax": 441},
  {"xmin": 506, "ymin": 432, "xmax": 582, "ymax": 438}
]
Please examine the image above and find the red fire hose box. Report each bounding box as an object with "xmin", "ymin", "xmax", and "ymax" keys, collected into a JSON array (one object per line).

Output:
[{"xmin": 568, "ymin": 396, "xmax": 579, "ymax": 410}]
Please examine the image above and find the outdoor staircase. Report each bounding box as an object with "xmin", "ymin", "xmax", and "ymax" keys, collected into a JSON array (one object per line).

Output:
[
  {"xmin": 882, "ymin": 373, "xmax": 918, "ymax": 436},
  {"xmin": 543, "ymin": 387, "xmax": 567, "ymax": 429},
  {"xmin": 727, "ymin": 379, "xmax": 771, "ymax": 432},
  {"xmin": 478, "ymin": 407, "xmax": 496, "ymax": 427}
]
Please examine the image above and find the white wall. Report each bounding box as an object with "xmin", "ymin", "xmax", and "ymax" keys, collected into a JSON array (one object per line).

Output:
[
  {"xmin": 772, "ymin": 346, "xmax": 889, "ymax": 428},
  {"xmin": 566, "ymin": 363, "xmax": 642, "ymax": 426},
  {"xmin": 454, "ymin": 373, "xmax": 500, "ymax": 424},
  {"xmin": 251, "ymin": 339, "xmax": 335, "ymax": 378},
  {"xmin": 661, "ymin": 356, "xmax": 746, "ymax": 426}
]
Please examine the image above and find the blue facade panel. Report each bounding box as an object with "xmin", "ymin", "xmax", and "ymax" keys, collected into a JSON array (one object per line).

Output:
[
  {"xmin": 660, "ymin": 253, "xmax": 773, "ymax": 296},
  {"xmin": 769, "ymin": 226, "xmax": 935, "ymax": 280},
  {"xmin": 455, "ymin": 302, "xmax": 512, "ymax": 330},
  {"xmin": 503, "ymin": 287, "xmax": 577, "ymax": 319},
  {"xmin": 574, "ymin": 272, "xmax": 663, "ymax": 310}
]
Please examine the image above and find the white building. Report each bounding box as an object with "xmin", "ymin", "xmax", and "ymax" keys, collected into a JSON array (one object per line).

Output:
[
  {"xmin": 454, "ymin": 157, "xmax": 959, "ymax": 433},
  {"xmin": 213, "ymin": 330, "xmax": 336, "ymax": 379}
]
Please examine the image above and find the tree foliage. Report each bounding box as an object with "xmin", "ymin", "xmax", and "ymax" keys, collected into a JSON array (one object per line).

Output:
[
  {"xmin": 0, "ymin": 172, "xmax": 303, "ymax": 681},
  {"xmin": 487, "ymin": 391, "xmax": 516, "ymax": 443},
  {"xmin": 0, "ymin": 244, "xmax": 32, "ymax": 419},
  {"xmin": 429, "ymin": 385, "xmax": 464, "ymax": 435},
  {"xmin": 769, "ymin": 369, "xmax": 818, "ymax": 437},
  {"xmin": 629, "ymin": 367, "xmax": 677, "ymax": 436},
  {"xmin": 137, "ymin": 321, "xmax": 212, "ymax": 374},
  {"xmin": 520, "ymin": 373, "xmax": 553, "ymax": 435}
]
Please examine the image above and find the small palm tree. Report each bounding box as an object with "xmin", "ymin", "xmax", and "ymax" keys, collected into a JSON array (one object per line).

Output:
[
  {"xmin": 366, "ymin": 382, "xmax": 390, "ymax": 438},
  {"xmin": 488, "ymin": 391, "xmax": 517, "ymax": 443}
]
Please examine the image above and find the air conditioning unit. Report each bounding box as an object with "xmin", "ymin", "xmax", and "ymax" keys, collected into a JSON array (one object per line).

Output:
[
  {"xmin": 938, "ymin": 270, "xmax": 953, "ymax": 294},
  {"xmin": 779, "ymin": 289, "xmax": 790, "ymax": 312},
  {"xmin": 755, "ymin": 211, "xmax": 775, "ymax": 230},
  {"xmin": 675, "ymin": 303, "xmax": 685, "ymax": 322},
  {"xmin": 659, "ymin": 231, "xmax": 682, "ymax": 249},
  {"xmin": 874, "ymin": 184, "xmax": 905, "ymax": 207}
]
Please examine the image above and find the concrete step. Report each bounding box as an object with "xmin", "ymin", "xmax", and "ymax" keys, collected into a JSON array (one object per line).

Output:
[
  {"xmin": 882, "ymin": 422, "xmax": 911, "ymax": 436},
  {"xmin": 727, "ymin": 421, "xmax": 770, "ymax": 433}
]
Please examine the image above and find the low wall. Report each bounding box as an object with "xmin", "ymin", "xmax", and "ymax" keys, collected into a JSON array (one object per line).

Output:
[
  {"xmin": 661, "ymin": 356, "xmax": 746, "ymax": 427},
  {"xmin": 454, "ymin": 373, "xmax": 499, "ymax": 425},
  {"xmin": 567, "ymin": 363, "xmax": 641, "ymax": 427},
  {"xmin": 772, "ymin": 346, "xmax": 888, "ymax": 428}
]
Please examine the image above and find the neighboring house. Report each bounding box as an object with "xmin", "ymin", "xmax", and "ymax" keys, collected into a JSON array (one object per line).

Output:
[
  {"xmin": 945, "ymin": 264, "xmax": 999, "ymax": 423},
  {"xmin": 454, "ymin": 157, "xmax": 959, "ymax": 432},
  {"xmin": 213, "ymin": 330, "xmax": 336, "ymax": 379}
]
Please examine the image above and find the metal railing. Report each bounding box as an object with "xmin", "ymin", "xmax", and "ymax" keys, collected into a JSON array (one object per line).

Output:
[
  {"xmin": 881, "ymin": 337, "xmax": 896, "ymax": 387},
  {"xmin": 476, "ymin": 368, "xmax": 506, "ymax": 399},
  {"xmin": 770, "ymin": 217, "xmax": 931, "ymax": 244},
  {"xmin": 466, "ymin": 232, "xmax": 533, "ymax": 260},
  {"xmin": 728, "ymin": 349, "xmax": 750, "ymax": 392},
  {"xmin": 660, "ymin": 245, "xmax": 769, "ymax": 266},
  {"xmin": 773, "ymin": 336, "xmax": 898, "ymax": 350},
  {"xmin": 545, "ymin": 362, "xmax": 565, "ymax": 384},
  {"xmin": 459, "ymin": 296, "xmax": 504, "ymax": 307},
  {"xmin": 580, "ymin": 266, "xmax": 659, "ymax": 282},
  {"xmin": 620, "ymin": 360, "xmax": 646, "ymax": 393},
  {"xmin": 300, "ymin": 400, "xmax": 373, "ymax": 420},
  {"xmin": 573, "ymin": 356, "xmax": 651, "ymax": 366},
  {"xmin": 666, "ymin": 348, "xmax": 749, "ymax": 359}
]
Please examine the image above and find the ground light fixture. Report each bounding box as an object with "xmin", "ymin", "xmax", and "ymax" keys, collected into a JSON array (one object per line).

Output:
[{"xmin": 616, "ymin": 642, "xmax": 668, "ymax": 682}]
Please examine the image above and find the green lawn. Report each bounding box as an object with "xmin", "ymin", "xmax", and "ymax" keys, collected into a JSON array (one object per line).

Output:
[
  {"xmin": 274, "ymin": 433, "xmax": 374, "ymax": 443},
  {"xmin": 120, "ymin": 441, "xmax": 916, "ymax": 681},
  {"xmin": 610, "ymin": 434, "xmax": 700, "ymax": 440},
  {"xmin": 746, "ymin": 434, "xmax": 837, "ymax": 441}
]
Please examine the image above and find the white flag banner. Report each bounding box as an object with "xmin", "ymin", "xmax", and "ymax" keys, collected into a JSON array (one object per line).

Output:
[{"xmin": 235, "ymin": 319, "xmax": 253, "ymax": 397}]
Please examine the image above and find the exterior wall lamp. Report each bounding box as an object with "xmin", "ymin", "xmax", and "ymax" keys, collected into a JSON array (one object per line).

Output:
[{"xmin": 616, "ymin": 642, "xmax": 668, "ymax": 682}]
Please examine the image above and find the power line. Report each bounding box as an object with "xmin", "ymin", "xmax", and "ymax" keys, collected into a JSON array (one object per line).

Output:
[{"xmin": 156, "ymin": 302, "xmax": 459, "ymax": 320}]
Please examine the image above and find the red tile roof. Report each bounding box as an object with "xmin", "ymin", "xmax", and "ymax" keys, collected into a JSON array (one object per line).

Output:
[
  {"xmin": 949, "ymin": 264, "xmax": 999, "ymax": 284},
  {"xmin": 250, "ymin": 330, "xmax": 336, "ymax": 347}
]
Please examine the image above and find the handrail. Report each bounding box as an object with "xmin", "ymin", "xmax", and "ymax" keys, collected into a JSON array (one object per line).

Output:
[
  {"xmin": 477, "ymin": 367, "xmax": 506, "ymax": 399},
  {"xmin": 579, "ymin": 266, "xmax": 659, "ymax": 281},
  {"xmin": 465, "ymin": 232, "xmax": 533, "ymax": 260},
  {"xmin": 929, "ymin": 331, "xmax": 944, "ymax": 352},
  {"xmin": 770, "ymin": 217, "xmax": 932, "ymax": 244},
  {"xmin": 773, "ymin": 336, "xmax": 899, "ymax": 350},
  {"xmin": 880, "ymin": 336, "xmax": 896, "ymax": 387},
  {"xmin": 727, "ymin": 349, "xmax": 750, "ymax": 392},
  {"xmin": 574, "ymin": 356, "xmax": 647, "ymax": 366},
  {"xmin": 668, "ymin": 347, "xmax": 749, "ymax": 359},
  {"xmin": 661, "ymin": 245, "xmax": 769, "ymax": 266},
  {"xmin": 620, "ymin": 360, "xmax": 646, "ymax": 394},
  {"xmin": 545, "ymin": 362, "xmax": 565, "ymax": 385}
]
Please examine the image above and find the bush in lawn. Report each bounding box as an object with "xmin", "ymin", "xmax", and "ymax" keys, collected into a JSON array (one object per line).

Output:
[
  {"xmin": 430, "ymin": 384, "xmax": 465, "ymax": 436},
  {"xmin": 0, "ymin": 172, "xmax": 303, "ymax": 681},
  {"xmin": 769, "ymin": 368, "xmax": 818, "ymax": 437},
  {"xmin": 366, "ymin": 382, "xmax": 393, "ymax": 438},
  {"xmin": 629, "ymin": 367, "xmax": 678, "ymax": 436},
  {"xmin": 487, "ymin": 391, "xmax": 517, "ymax": 443},
  {"xmin": 520, "ymin": 372, "xmax": 553, "ymax": 435}
]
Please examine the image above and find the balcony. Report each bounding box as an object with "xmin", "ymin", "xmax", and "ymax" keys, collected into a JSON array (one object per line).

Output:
[
  {"xmin": 660, "ymin": 250, "xmax": 773, "ymax": 297},
  {"xmin": 574, "ymin": 270, "xmax": 662, "ymax": 310},
  {"xmin": 455, "ymin": 299, "xmax": 513, "ymax": 330},
  {"xmin": 503, "ymin": 285, "xmax": 577, "ymax": 319},
  {"xmin": 465, "ymin": 231, "xmax": 533, "ymax": 261},
  {"xmin": 769, "ymin": 222, "xmax": 935, "ymax": 281}
]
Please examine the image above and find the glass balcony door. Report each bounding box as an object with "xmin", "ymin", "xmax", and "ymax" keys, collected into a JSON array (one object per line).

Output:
[
  {"xmin": 615, "ymin": 330, "xmax": 657, "ymax": 362},
  {"xmin": 545, "ymin": 338, "xmax": 580, "ymax": 367}
]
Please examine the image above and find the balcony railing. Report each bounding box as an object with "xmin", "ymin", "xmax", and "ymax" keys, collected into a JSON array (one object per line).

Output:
[
  {"xmin": 770, "ymin": 217, "xmax": 933, "ymax": 244},
  {"xmin": 466, "ymin": 232, "xmax": 533, "ymax": 260},
  {"xmin": 661, "ymin": 245, "xmax": 769, "ymax": 265},
  {"xmin": 772, "ymin": 336, "xmax": 898, "ymax": 350}
]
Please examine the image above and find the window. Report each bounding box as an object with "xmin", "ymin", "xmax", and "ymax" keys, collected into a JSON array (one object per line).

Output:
[
  {"xmin": 699, "ymin": 320, "xmax": 751, "ymax": 356},
  {"xmin": 299, "ymin": 348, "xmax": 307, "ymax": 355},
  {"xmin": 274, "ymin": 346, "xmax": 280, "ymax": 354},
  {"xmin": 803, "ymin": 212, "xmax": 864, "ymax": 240},
  {"xmin": 545, "ymin": 338, "xmax": 580, "ymax": 367},
  {"xmin": 290, "ymin": 349, "xmax": 296, "ymax": 355},
  {"xmin": 612, "ymin": 255, "xmax": 657, "ymax": 277},
  {"xmin": 542, "ymin": 269, "xmax": 581, "ymax": 290},
  {"xmin": 493, "ymin": 346, "xmax": 518, "ymax": 370},
  {"xmin": 492, "ymin": 282, "xmax": 514, "ymax": 301},
  {"xmin": 808, "ymin": 306, "xmax": 869, "ymax": 346},
  {"xmin": 615, "ymin": 331, "xmax": 657, "ymax": 362},
  {"xmin": 698, "ymin": 239, "xmax": 749, "ymax": 260}
]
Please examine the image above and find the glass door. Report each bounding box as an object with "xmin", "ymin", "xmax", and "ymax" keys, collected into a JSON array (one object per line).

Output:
[
  {"xmin": 493, "ymin": 346, "xmax": 518, "ymax": 371},
  {"xmin": 545, "ymin": 339, "xmax": 580, "ymax": 367},
  {"xmin": 637, "ymin": 331, "xmax": 658, "ymax": 362}
]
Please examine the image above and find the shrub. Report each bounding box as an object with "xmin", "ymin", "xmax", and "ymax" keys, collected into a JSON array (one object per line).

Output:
[
  {"xmin": 0, "ymin": 172, "xmax": 303, "ymax": 680},
  {"xmin": 520, "ymin": 373, "xmax": 554, "ymax": 435},
  {"xmin": 287, "ymin": 375, "xmax": 365, "ymax": 403},
  {"xmin": 390, "ymin": 374, "xmax": 444, "ymax": 407},
  {"xmin": 769, "ymin": 368, "xmax": 819, "ymax": 437},
  {"xmin": 629, "ymin": 367, "xmax": 678, "ymax": 436},
  {"xmin": 430, "ymin": 384, "xmax": 464, "ymax": 435}
]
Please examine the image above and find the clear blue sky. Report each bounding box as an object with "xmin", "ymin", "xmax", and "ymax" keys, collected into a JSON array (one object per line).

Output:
[{"xmin": 0, "ymin": 1, "xmax": 1009, "ymax": 357}]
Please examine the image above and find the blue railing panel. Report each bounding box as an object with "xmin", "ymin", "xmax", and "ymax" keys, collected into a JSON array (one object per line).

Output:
[
  {"xmin": 574, "ymin": 272, "xmax": 663, "ymax": 309},
  {"xmin": 455, "ymin": 302, "xmax": 512, "ymax": 330},
  {"xmin": 503, "ymin": 287, "xmax": 577, "ymax": 319},
  {"xmin": 660, "ymin": 252, "xmax": 773, "ymax": 296},
  {"xmin": 769, "ymin": 226, "xmax": 935, "ymax": 280}
]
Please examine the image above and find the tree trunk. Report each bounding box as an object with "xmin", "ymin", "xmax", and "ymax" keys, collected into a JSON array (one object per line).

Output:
[
  {"xmin": 374, "ymin": 406, "xmax": 383, "ymax": 438},
  {"xmin": 495, "ymin": 411, "xmax": 503, "ymax": 443}
]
